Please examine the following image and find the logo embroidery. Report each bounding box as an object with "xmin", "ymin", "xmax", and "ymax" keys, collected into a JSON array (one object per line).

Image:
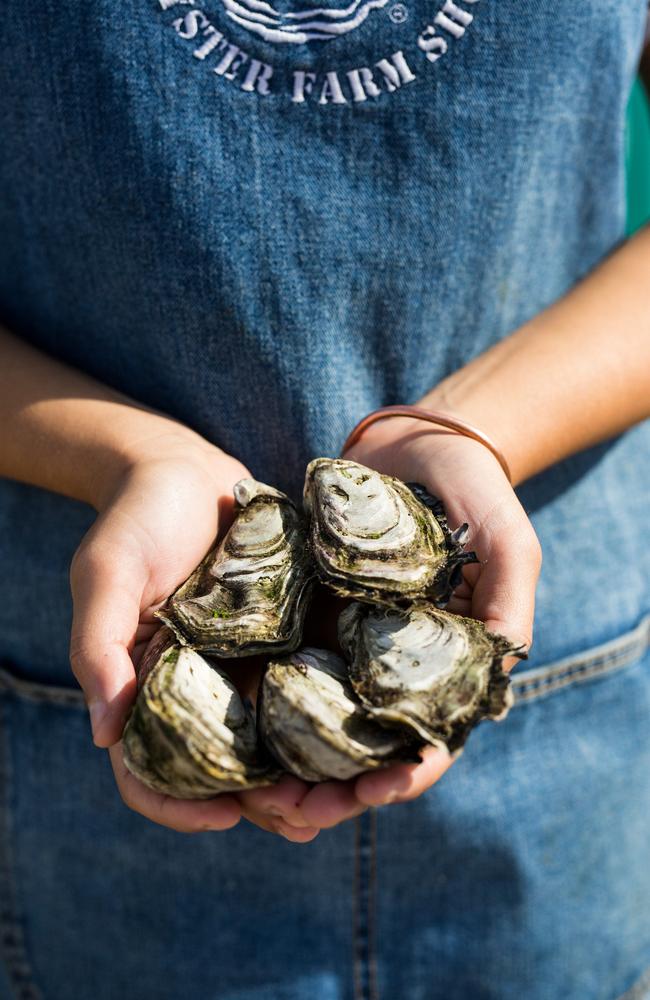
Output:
[
  {"xmin": 221, "ymin": 0, "xmax": 391, "ymax": 44},
  {"xmin": 388, "ymin": 4, "xmax": 409, "ymax": 24},
  {"xmin": 157, "ymin": 0, "xmax": 480, "ymax": 104}
]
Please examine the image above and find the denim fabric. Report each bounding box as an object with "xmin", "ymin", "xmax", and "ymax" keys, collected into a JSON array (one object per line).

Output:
[
  {"xmin": 1, "ymin": 1, "xmax": 650, "ymax": 997},
  {"xmin": 1, "ymin": 624, "xmax": 650, "ymax": 1000},
  {"xmin": 0, "ymin": 1, "xmax": 649, "ymax": 682}
]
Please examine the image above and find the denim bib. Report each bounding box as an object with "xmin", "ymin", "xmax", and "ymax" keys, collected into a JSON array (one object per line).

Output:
[
  {"xmin": 1, "ymin": 0, "xmax": 648, "ymax": 683},
  {"xmin": 2, "ymin": 6, "xmax": 650, "ymax": 1000}
]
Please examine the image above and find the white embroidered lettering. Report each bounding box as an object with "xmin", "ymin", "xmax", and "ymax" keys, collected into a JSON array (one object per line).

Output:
[
  {"xmin": 242, "ymin": 60, "xmax": 274, "ymax": 95},
  {"xmin": 155, "ymin": 0, "xmax": 481, "ymax": 108},
  {"xmin": 172, "ymin": 11, "xmax": 209, "ymax": 40},
  {"xmin": 292, "ymin": 71, "xmax": 317, "ymax": 103},
  {"xmin": 375, "ymin": 50, "xmax": 416, "ymax": 91},
  {"xmin": 417, "ymin": 26, "xmax": 448, "ymax": 61},
  {"xmin": 193, "ymin": 25, "xmax": 224, "ymax": 60},
  {"xmin": 346, "ymin": 67, "xmax": 381, "ymax": 102},
  {"xmin": 434, "ymin": 0, "xmax": 474, "ymax": 39},
  {"xmin": 319, "ymin": 72, "xmax": 347, "ymax": 105},
  {"xmin": 214, "ymin": 43, "xmax": 249, "ymax": 80}
]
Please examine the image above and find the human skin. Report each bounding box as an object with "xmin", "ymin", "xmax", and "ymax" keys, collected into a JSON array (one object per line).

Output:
[{"xmin": 1, "ymin": 223, "xmax": 649, "ymax": 840}]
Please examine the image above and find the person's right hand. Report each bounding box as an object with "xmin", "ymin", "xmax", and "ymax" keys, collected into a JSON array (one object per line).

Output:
[{"xmin": 69, "ymin": 429, "xmax": 320, "ymax": 841}]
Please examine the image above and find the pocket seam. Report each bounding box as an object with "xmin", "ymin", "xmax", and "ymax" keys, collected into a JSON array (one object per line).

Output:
[
  {"xmin": 1, "ymin": 615, "xmax": 649, "ymax": 712},
  {"xmin": 0, "ymin": 667, "xmax": 85, "ymax": 709},
  {"xmin": 511, "ymin": 614, "xmax": 650, "ymax": 706}
]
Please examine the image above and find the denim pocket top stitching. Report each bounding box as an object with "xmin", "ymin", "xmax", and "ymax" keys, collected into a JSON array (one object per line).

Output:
[
  {"xmin": 511, "ymin": 613, "xmax": 650, "ymax": 706},
  {"xmin": 1, "ymin": 613, "xmax": 649, "ymax": 713},
  {"xmin": 0, "ymin": 671, "xmax": 85, "ymax": 709}
]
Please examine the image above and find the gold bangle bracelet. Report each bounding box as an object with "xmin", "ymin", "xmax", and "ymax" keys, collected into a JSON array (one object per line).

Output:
[{"xmin": 341, "ymin": 405, "xmax": 512, "ymax": 484}]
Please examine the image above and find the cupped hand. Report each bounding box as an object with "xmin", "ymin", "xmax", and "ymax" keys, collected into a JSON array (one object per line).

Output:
[
  {"xmin": 254, "ymin": 418, "xmax": 541, "ymax": 830},
  {"xmin": 69, "ymin": 431, "xmax": 319, "ymax": 839},
  {"xmin": 70, "ymin": 421, "xmax": 541, "ymax": 839}
]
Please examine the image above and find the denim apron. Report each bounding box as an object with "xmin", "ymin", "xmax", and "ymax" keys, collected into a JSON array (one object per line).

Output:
[{"xmin": 1, "ymin": 2, "xmax": 649, "ymax": 998}]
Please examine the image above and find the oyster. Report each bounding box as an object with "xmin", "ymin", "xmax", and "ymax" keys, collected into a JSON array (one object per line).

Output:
[
  {"xmin": 158, "ymin": 479, "xmax": 314, "ymax": 656},
  {"xmin": 120, "ymin": 460, "xmax": 515, "ymax": 798},
  {"xmin": 258, "ymin": 648, "xmax": 417, "ymax": 782},
  {"xmin": 304, "ymin": 458, "xmax": 476, "ymax": 607},
  {"xmin": 338, "ymin": 603, "xmax": 516, "ymax": 753},
  {"xmin": 123, "ymin": 628, "xmax": 278, "ymax": 798}
]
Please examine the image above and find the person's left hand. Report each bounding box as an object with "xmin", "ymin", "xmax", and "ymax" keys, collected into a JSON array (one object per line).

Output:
[{"xmin": 239, "ymin": 417, "xmax": 541, "ymax": 832}]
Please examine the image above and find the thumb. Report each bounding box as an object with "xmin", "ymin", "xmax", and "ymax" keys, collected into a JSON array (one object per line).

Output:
[
  {"xmin": 473, "ymin": 530, "xmax": 542, "ymax": 669},
  {"xmin": 70, "ymin": 546, "xmax": 144, "ymax": 747}
]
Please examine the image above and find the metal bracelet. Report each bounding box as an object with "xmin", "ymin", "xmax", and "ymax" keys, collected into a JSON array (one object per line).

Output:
[{"xmin": 341, "ymin": 404, "xmax": 512, "ymax": 483}]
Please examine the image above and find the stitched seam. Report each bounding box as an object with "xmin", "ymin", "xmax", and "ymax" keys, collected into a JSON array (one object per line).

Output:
[
  {"xmin": 513, "ymin": 641, "xmax": 645, "ymax": 694},
  {"xmin": 353, "ymin": 817, "xmax": 363, "ymax": 1000},
  {"xmin": 616, "ymin": 965, "xmax": 650, "ymax": 1000},
  {"xmin": 512, "ymin": 615, "xmax": 650, "ymax": 687},
  {"xmin": 511, "ymin": 616, "xmax": 650, "ymax": 706},
  {"xmin": 0, "ymin": 666, "xmax": 85, "ymax": 708},
  {"xmin": 368, "ymin": 808, "xmax": 379, "ymax": 1000},
  {"xmin": 0, "ymin": 695, "xmax": 44, "ymax": 1000},
  {"xmin": 353, "ymin": 813, "xmax": 375, "ymax": 1000},
  {"xmin": 513, "ymin": 645, "xmax": 644, "ymax": 702}
]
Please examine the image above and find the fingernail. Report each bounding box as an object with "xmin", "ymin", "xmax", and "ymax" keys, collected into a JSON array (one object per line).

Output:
[
  {"xmin": 88, "ymin": 700, "xmax": 108, "ymax": 743},
  {"xmin": 381, "ymin": 791, "xmax": 400, "ymax": 804},
  {"xmin": 274, "ymin": 821, "xmax": 318, "ymax": 842},
  {"xmin": 264, "ymin": 806, "xmax": 284, "ymax": 818}
]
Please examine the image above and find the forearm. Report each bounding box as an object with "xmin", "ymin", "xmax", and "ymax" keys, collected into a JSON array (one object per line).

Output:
[
  {"xmin": 0, "ymin": 328, "xmax": 209, "ymax": 510},
  {"xmin": 423, "ymin": 224, "xmax": 650, "ymax": 485}
]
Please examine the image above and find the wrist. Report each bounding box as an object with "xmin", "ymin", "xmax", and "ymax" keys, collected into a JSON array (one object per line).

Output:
[
  {"xmin": 0, "ymin": 329, "xmax": 240, "ymax": 509},
  {"xmin": 419, "ymin": 381, "xmax": 530, "ymax": 487},
  {"xmin": 343, "ymin": 405, "xmax": 512, "ymax": 484},
  {"xmin": 87, "ymin": 410, "xmax": 231, "ymax": 512},
  {"xmin": 344, "ymin": 410, "xmax": 507, "ymax": 493}
]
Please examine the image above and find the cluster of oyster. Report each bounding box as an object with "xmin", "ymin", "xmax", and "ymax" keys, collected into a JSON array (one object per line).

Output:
[{"xmin": 123, "ymin": 459, "xmax": 517, "ymax": 798}]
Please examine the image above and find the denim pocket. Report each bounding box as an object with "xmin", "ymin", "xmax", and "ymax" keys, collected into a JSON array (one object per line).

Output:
[
  {"xmin": 0, "ymin": 668, "xmax": 85, "ymax": 708},
  {"xmin": 2, "ymin": 617, "xmax": 650, "ymax": 1000},
  {"xmin": 511, "ymin": 614, "xmax": 650, "ymax": 707},
  {"xmin": 0, "ymin": 668, "xmax": 358, "ymax": 1000}
]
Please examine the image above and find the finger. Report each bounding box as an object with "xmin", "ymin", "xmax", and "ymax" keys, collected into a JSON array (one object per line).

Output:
[
  {"xmin": 132, "ymin": 639, "xmax": 153, "ymax": 668},
  {"xmin": 446, "ymin": 563, "xmax": 479, "ymax": 615},
  {"xmin": 473, "ymin": 530, "xmax": 542, "ymax": 664},
  {"xmin": 135, "ymin": 621, "xmax": 160, "ymax": 644},
  {"xmin": 109, "ymin": 745, "xmax": 241, "ymax": 832},
  {"xmin": 237, "ymin": 774, "xmax": 313, "ymax": 827},
  {"xmin": 355, "ymin": 746, "xmax": 452, "ymax": 806},
  {"xmin": 297, "ymin": 780, "xmax": 367, "ymax": 829},
  {"xmin": 70, "ymin": 551, "xmax": 144, "ymax": 747},
  {"xmin": 445, "ymin": 593, "xmax": 472, "ymax": 616},
  {"xmin": 239, "ymin": 807, "xmax": 321, "ymax": 843}
]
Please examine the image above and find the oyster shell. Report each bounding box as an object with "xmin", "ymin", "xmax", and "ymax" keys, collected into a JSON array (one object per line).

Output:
[
  {"xmin": 304, "ymin": 458, "xmax": 476, "ymax": 607},
  {"xmin": 258, "ymin": 647, "xmax": 417, "ymax": 782},
  {"xmin": 158, "ymin": 479, "xmax": 314, "ymax": 656},
  {"xmin": 123, "ymin": 628, "xmax": 278, "ymax": 798},
  {"xmin": 338, "ymin": 603, "xmax": 516, "ymax": 753}
]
